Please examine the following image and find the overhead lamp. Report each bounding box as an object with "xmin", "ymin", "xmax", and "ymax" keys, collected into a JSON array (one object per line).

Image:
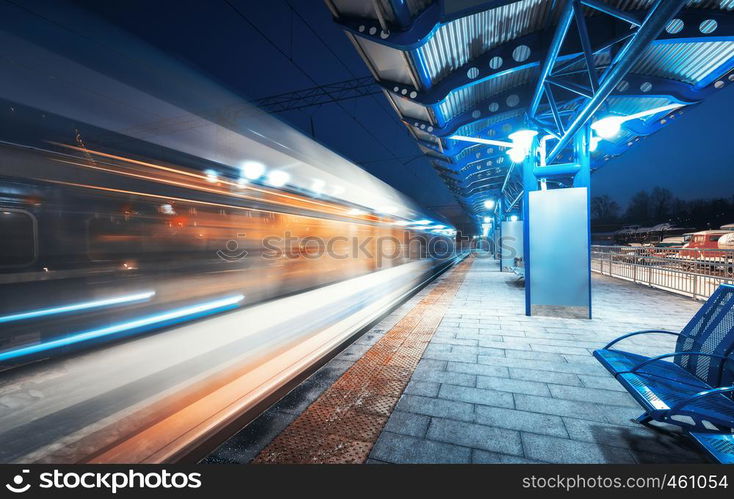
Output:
[
  {"xmin": 241, "ymin": 161, "xmax": 266, "ymax": 180},
  {"xmin": 591, "ymin": 116, "xmax": 623, "ymax": 139},
  {"xmin": 266, "ymin": 170, "xmax": 290, "ymax": 187},
  {"xmin": 508, "ymin": 129, "xmax": 538, "ymax": 150},
  {"xmin": 483, "ymin": 199, "xmax": 495, "ymax": 210},
  {"xmin": 591, "ymin": 103, "xmax": 685, "ymax": 140},
  {"xmin": 506, "ymin": 129, "xmax": 538, "ymax": 163},
  {"xmin": 507, "ymin": 147, "xmax": 527, "ymax": 163},
  {"xmin": 509, "ymin": 215, "xmax": 519, "ymax": 222}
]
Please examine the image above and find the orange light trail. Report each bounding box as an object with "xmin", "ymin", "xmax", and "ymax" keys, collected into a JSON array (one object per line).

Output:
[
  {"xmin": 51, "ymin": 142, "xmax": 340, "ymax": 212},
  {"xmin": 39, "ymin": 178, "xmax": 383, "ymax": 228},
  {"xmin": 47, "ymin": 156, "xmax": 385, "ymax": 223},
  {"xmin": 50, "ymin": 157, "xmax": 333, "ymax": 216}
]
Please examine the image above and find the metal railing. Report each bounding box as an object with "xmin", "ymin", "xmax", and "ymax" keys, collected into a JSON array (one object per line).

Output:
[{"xmin": 591, "ymin": 245, "xmax": 734, "ymax": 300}]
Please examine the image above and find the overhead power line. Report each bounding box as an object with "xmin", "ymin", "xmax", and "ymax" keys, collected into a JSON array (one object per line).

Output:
[{"xmin": 254, "ymin": 76, "xmax": 381, "ymax": 113}]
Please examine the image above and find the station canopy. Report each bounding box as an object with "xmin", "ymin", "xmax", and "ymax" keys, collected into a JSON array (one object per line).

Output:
[{"xmin": 326, "ymin": 0, "xmax": 734, "ymax": 220}]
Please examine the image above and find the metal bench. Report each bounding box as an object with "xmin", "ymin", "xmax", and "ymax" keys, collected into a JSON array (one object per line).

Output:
[
  {"xmin": 511, "ymin": 266, "xmax": 525, "ymax": 280},
  {"xmin": 690, "ymin": 432, "xmax": 734, "ymax": 464},
  {"xmin": 593, "ymin": 284, "xmax": 734, "ymax": 433}
]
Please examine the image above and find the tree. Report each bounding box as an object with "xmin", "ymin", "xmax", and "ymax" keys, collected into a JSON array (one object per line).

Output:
[
  {"xmin": 625, "ymin": 190, "xmax": 652, "ymax": 224},
  {"xmin": 619, "ymin": 188, "xmax": 733, "ymax": 229},
  {"xmin": 591, "ymin": 195, "xmax": 620, "ymax": 222},
  {"xmin": 649, "ymin": 187, "xmax": 674, "ymax": 222}
]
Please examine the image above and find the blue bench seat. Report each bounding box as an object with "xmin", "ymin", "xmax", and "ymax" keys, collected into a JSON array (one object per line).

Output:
[
  {"xmin": 690, "ymin": 432, "xmax": 734, "ymax": 464},
  {"xmin": 593, "ymin": 284, "xmax": 734, "ymax": 432}
]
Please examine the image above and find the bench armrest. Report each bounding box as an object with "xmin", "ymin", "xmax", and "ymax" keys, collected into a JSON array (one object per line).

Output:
[
  {"xmin": 667, "ymin": 386, "xmax": 734, "ymax": 416},
  {"xmin": 603, "ymin": 330, "xmax": 684, "ymax": 350},
  {"xmin": 618, "ymin": 352, "xmax": 731, "ymax": 375}
]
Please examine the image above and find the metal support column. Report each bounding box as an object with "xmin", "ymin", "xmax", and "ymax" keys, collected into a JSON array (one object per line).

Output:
[
  {"xmin": 496, "ymin": 198, "xmax": 503, "ymax": 264},
  {"xmin": 573, "ymin": 125, "xmax": 593, "ymax": 319},
  {"xmin": 522, "ymin": 139, "xmax": 540, "ymax": 316}
]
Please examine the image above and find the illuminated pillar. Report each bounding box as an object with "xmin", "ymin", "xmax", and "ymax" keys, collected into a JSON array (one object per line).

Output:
[
  {"xmin": 574, "ymin": 125, "xmax": 593, "ymax": 319},
  {"xmin": 521, "ymin": 137, "xmax": 539, "ymax": 316},
  {"xmin": 496, "ymin": 197, "xmax": 502, "ymax": 264},
  {"xmin": 525, "ymin": 127, "xmax": 592, "ymax": 319}
]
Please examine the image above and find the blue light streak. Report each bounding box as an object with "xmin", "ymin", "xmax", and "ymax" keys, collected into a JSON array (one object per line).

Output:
[
  {"xmin": 0, "ymin": 294, "xmax": 245, "ymax": 362},
  {"xmin": 0, "ymin": 291, "xmax": 156, "ymax": 324}
]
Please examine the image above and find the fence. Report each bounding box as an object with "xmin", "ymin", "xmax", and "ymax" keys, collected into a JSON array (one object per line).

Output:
[{"xmin": 591, "ymin": 245, "xmax": 734, "ymax": 300}]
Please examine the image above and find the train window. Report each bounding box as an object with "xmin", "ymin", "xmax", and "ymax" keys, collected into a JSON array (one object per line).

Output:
[
  {"xmin": 710, "ymin": 235, "xmax": 721, "ymax": 242},
  {"xmin": 0, "ymin": 209, "xmax": 37, "ymax": 267}
]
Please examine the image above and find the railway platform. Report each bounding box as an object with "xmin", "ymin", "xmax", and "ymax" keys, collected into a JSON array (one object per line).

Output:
[{"xmin": 207, "ymin": 255, "xmax": 712, "ymax": 464}]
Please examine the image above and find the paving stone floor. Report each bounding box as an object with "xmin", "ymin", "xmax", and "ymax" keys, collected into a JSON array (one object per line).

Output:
[
  {"xmin": 368, "ymin": 256, "xmax": 710, "ymax": 464},
  {"xmin": 208, "ymin": 256, "xmax": 712, "ymax": 464}
]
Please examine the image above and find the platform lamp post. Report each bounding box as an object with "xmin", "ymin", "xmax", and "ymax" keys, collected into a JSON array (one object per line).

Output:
[
  {"xmin": 495, "ymin": 197, "xmax": 503, "ymax": 263},
  {"xmin": 514, "ymin": 131, "xmax": 540, "ymax": 317},
  {"xmin": 574, "ymin": 124, "xmax": 593, "ymax": 319}
]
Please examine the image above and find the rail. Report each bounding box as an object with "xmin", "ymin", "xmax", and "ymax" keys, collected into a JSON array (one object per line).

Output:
[{"xmin": 591, "ymin": 245, "xmax": 734, "ymax": 300}]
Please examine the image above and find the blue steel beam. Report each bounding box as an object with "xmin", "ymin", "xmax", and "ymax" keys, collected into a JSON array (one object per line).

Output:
[
  {"xmin": 544, "ymin": 83, "xmax": 565, "ymax": 134},
  {"xmin": 333, "ymin": 1, "xmax": 519, "ymax": 50},
  {"xmin": 443, "ymin": 160, "xmax": 493, "ymax": 177},
  {"xmin": 414, "ymin": 81, "xmax": 702, "ymax": 170},
  {"xmin": 334, "ymin": 0, "xmax": 731, "ymax": 213},
  {"xmin": 461, "ymin": 178, "xmax": 507, "ymax": 193},
  {"xmin": 580, "ymin": 0, "xmax": 643, "ymax": 27},
  {"xmin": 533, "ymin": 162, "xmax": 581, "ymax": 177},
  {"xmin": 552, "ymin": 31, "xmax": 633, "ymax": 77},
  {"xmin": 378, "ymin": 13, "xmax": 734, "ymax": 106},
  {"xmin": 546, "ymin": 0, "xmax": 688, "ymax": 162},
  {"xmin": 404, "ymin": 74, "xmax": 705, "ymax": 138},
  {"xmin": 571, "ymin": 0, "xmax": 599, "ymax": 92},
  {"xmin": 338, "ymin": 2, "xmax": 733, "ymax": 52},
  {"xmin": 417, "ymin": 87, "xmax": 713, "ymax": 200},
  {"xmin": 546, "ymin": 76, "xmax": 593, "ymax": 98},
  {"xmin": 387, "ymin": 0, "xmax": 412, "ymax": 29},
  {"xmin": 529, "ymin": 1, "xmax": 575, "ymax": 117}
]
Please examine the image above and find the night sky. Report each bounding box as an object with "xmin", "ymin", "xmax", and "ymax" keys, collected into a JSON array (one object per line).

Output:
[
  {"xmin": 593, "ymin": 82, "xmax": 734, "ymax": 207},
  {"xmin": 69, "ymin": 0, "xmax": 734, "ymax": 217}
]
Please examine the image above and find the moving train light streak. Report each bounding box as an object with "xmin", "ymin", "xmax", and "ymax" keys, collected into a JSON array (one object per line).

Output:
[
  {"xmin": 0, "ymin": 6, "xmax": 460, "ymax": 468},
  {"xmin": 0, "ymin": 294, "xmax": 245, "ymax": 362},
  {"xmin": 48, "ymin": 146, "xmax": 355, "ymax": 218},
  {"xmin": 0, "ymin": 290, "xmax": 156, "ymax": 324}
]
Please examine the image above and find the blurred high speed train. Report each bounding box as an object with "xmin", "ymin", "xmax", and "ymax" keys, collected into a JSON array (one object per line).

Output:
[
  {"xmin": 0, "ymin": 129, "xmax": 462, "ymax": 367},
  {"xmin": 0, "ymin": 137, "xmax": 458, "ymax": 366},
  {"xmin": 0, "ymin": 110, "xmax": 457, "ymax": 367},
  {"xmin": 0, "ymin": 13, "xmax": 462, "ymax": 367}
]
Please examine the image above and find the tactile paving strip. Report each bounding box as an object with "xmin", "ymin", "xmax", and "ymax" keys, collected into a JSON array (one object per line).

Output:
[{"xmin": 252, "ymin": 257, "xmax": 472, "ymax": 464}]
